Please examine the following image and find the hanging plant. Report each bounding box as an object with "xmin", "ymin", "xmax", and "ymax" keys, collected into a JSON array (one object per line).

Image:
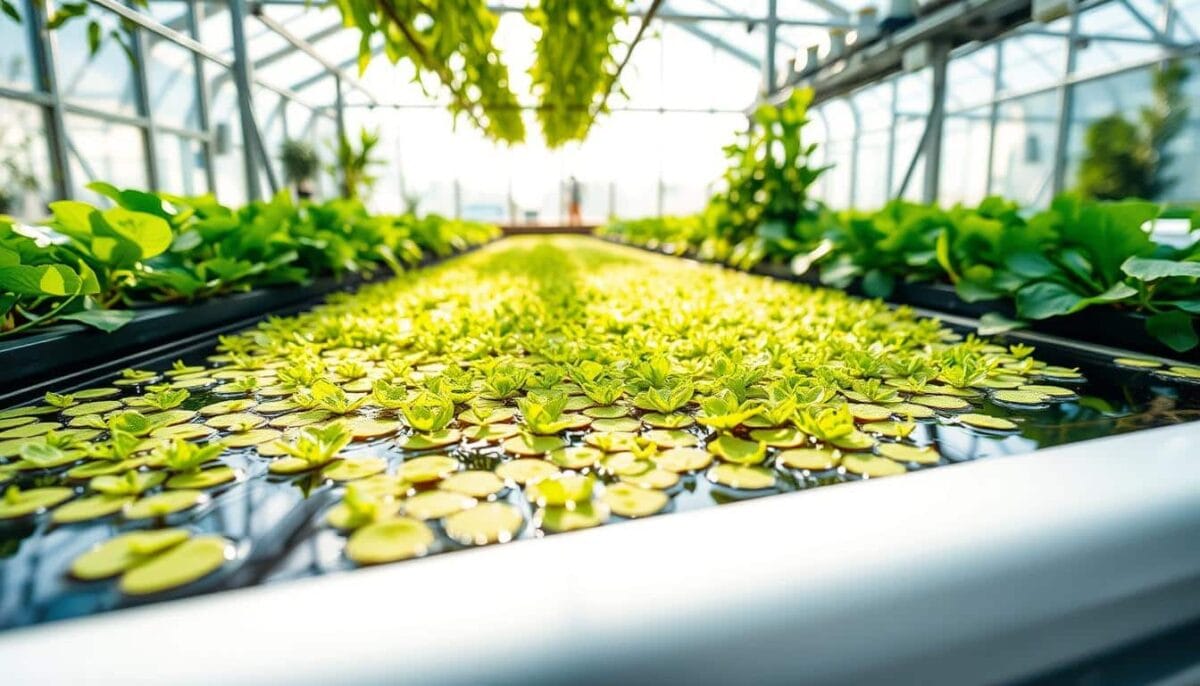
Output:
[
  {"xmin": 526, "ymin": 0, "xmax": 626, "ymax": 147},
  {"xmin": 336, "ymin": 0, "xmax": 525, "ymax": 144}
]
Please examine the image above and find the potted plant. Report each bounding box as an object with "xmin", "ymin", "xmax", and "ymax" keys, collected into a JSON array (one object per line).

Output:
[
  {"xmin": 279, "ymin": 139, "xmax": 320, "ymax": 200},
  {"xmin": 329, "ymin": 128, "xmax": 383, "ymax": 202}
]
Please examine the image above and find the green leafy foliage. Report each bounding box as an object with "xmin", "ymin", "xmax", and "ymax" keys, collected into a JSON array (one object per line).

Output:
[
  {"xmin": 1, "ymin": 182, "xmax": 499, "ymax": 337},
  {"xmin": 526, "ymin": 0, "xmax": 626, "ymax": 146},
  {"xmin": 334, "ymin": 0, "xmax": 525, "ymax": 143}
]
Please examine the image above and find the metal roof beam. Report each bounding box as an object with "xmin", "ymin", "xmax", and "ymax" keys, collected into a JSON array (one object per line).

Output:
[{"xmin": 250, "ymin": 3, "xmax": 380, "ymax": 105}]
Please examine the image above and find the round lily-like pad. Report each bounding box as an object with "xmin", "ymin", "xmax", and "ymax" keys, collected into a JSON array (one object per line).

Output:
[
  {"xmin": 397, "ymin": 429, "xmax": 462, "ymax": 451},
  {"xmin": 74, "ymin": 387, "xmax": 120, "ymax": 400},
  {"xmin": 706, "ymin": 464, "xmax": 777, "ymax": 491},
  {"xmin": 991, "ymin": 389, "xmax": 1049, "ymax": 406},
  {"xmin": 537, "ymin": 501, "xmax": 609, "ymax": 533},
  {"xmin": 603, "ymin": 483, "xmax": 669, "ymax": 518},
  {"xmin": 144, "ymin": 410, "xmax": 198, "ymax": 428},
  {"xmin": 346, "ymin": 518, "xmax": 435, "ymax": 564},
  {"xmin": 747, "ymin": 427, "xmax": 807, "ymax": 448},
  {"xmin": 1113, "ymin": 357, "xmax": 1162, "ymax": 369},
  {"xmin": 395, "ymin": 455, "xmax": 460, "ymax": 483},
  {"xmin": 459, "ymin": 407, "xmax": 518, "ymax": 425},
  {"xmin": 653, "ymin": 447, "xmax": 713, "ymax": 473},
  {"xmin": 120, "ymin": 535, "xmax": 232, "ymax": 596},
  {"xmin": 641, "ymin": 429, "xmax": 698, "ymax": 448},
  {"xmin": 525, "ymin": 474, "xmax": 596, "ymax": 507},
  {"xmin": 0, "ymin": 487, "xmax": 75, "ymax": 519},
  {"xmin": 90, "ymin": 471, "xmax": 166, "ymax": 495},
  {"xmin": 876, "ymin": 443, "xmax": 940, "ymax": 465},
  {"xmin": 1018, "ymin": 384, "xmax": 1077, "ymax": 399},
  {"xmin": 325, "ymin": 498, "xmax": 401, "ymax": 531},
  {"xmin": 843, "ymin": 454, "xmax": 907, "ymax": 477},
  {"xmin": 443, "ymin": 502, "xmax": 524, "ymax": 545},
  {"xmin": 860, "ymin": 421, "xmax": 916, "ymax": 438},
  {"xmin": 641, "ymin": 412, "xmax": 695, "ymax": 429},
  {"xmin": 150, "ymin": 424, "xmax": 217, "ymax": 441},
  {"xmin": 829, "ymin": 430, "xmax": 877, "ymax": 451},
  {"xmin": 268, "ymin": 410, "xmax": 333, "ymax": 429},
  {"xmin": 547, "ymin": 446, "xmax": 603, "ymax": 469},
  {"xmin": 353, "ymin": 474, "xmax": 411, "ymax": 499},
  {"xmin": 0, "ymin": 416, "xmax": 35, "ymax": 431},
  {"xmin": 501, "ymin": 433, "xmax": 567, "ymax": 456},
  {"xmin": 707, "ymin": 434, "xmax": 768, "ymax": 465},
  {"xmin": 619, "ymin": 468, "xmax": 680, "ymax": 490},
  {"xmin": 52, "ymin": 494, "xmax": 135, "ymax": 524},
  {"xmin": 66, "ymin": 458, "xmax": 146, "ymax": 480},
  {"xmin": 439, "ymin": 470, "xmax": 507, "ymax": 497},
  {"xmin": 62, "ymin": 401, "xmax": 123, "ymax": 418},
  {"xmin": 777, "ymin": 447, "xmax": 840, "ymax": 471},
  {"xmin": 223, "ymin": 428, "xmax": 282, "ymax": 447},
  {"xmin": 463, "ymin": 423, "xmax": 520, "ymax": 443},
  {"xmin": 255, "ymin": 399, "xmax": 300, "ymax": 414},
  {"xmin": 322, "ymin": 457, "xmax": 387, "ymax": 483},
  {"xmin": 346, "ymin": 417, "xmax": 401, "ymax": 440},
  {"xmin": 582, "ymin": 405, "xmax": 630, "ymax": 419},
  {"xmin": 910, "ymin": 395, "xmax": 972, "ymax": 411},
  {"xmin": 71, "ymin": 529, "xmax": 190, "ymax": 580},
  {"xmin": 847, "ymin": 403, "xmax": 893, "ymax": 422},
  {"xmin": 205, "ymin": 412, "xmax": 266, "ymax": 431},
  {"xmin": 495, "ymin": 459, "xmax": 560, "ymax": 485},
  {"xmin": 123, "ymin": 490, "xmax": 207, "ymax": 520},
  {"xmin": 403, "ymin": 490, "xmax": 477, "ymax": 520},
  {"xmin": 166, "ymin": 466, "xmax": 239, "ymax": 490},
  {"xmin": 590, "ymin": 417, "xmax": 641, "ymax": 433},
  {"xmin": 959, "ymin": 413, "xmax": 1019, "ymax": 432},
  {"xmin": 582, "ymin": 431, "xmax": 639, "ymax": 452},
  {"xmin": 0, "ymin": 421, "xmax": 62, "ymax": 439}
]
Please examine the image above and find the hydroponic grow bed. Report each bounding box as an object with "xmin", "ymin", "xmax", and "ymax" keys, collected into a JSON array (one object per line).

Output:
[{"xmin": 0, "ymin": 235, "xmax": 1198, "ymax": 634}]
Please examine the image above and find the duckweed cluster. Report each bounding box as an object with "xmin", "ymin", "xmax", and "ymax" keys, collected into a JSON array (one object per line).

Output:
[{"xmin": 1, "ymin": 236, "xmax": 1196, "ymax": 614}]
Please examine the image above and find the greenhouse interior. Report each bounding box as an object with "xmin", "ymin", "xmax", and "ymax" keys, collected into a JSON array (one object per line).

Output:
[{"xmin": 1, "ymin": 0, "xmax": 1200, "ymax": 683}]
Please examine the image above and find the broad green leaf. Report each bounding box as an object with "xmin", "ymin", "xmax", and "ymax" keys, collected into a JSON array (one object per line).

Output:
[
  {"xmin": 1005, "ymin": 252, "xmax": 1057, "ymax": 279},
  {"xmin": 0, "ymin": 264, "xmax": 81, "ymax": 296},
  {"xmin": 1015, "ymin": 282, "xmax": 1084, "ymax": 320},
  {"xmin": 100, "ymin": 208, "xmax": 172, "ymax": 260},
  {"xmin": 0, "ymin": 0, "xmax": 20, "ymax": 22},
  {"xmin": 1146, "ymin": 311, "xmax": 1199, "ymax": 352},
  {"xmin": 49, "ymin": 200, "xmax": 98, "ymax": 234},
  {"xmin": 1121, "ymin": 257, "xmax": 1200, "ymax": 282},
  {"xmin": 0, "ymin": 246, "xmax": 19, "ymax": 267},
  {"xmin": 60, "ymin": 309, "xmax": 136, "ymax": 332},
  {"xmin": 978, "ymin": 312, "xmax": 1028, "ymax": 336}
]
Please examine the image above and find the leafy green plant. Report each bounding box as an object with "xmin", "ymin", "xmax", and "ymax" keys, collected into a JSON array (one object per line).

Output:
[
  {"xmin": 526, "ymin": 0, "xmax": 626, "ymax": 147},
  {"xmin": 1079, "ymin": 61, "xmax": 1190, "ymax": 200},
  {"xmin": 333, "ymin": 0, "xmax": 524, "ymax": 143},
  {"xmin": 280, "ymin": 139, "xmax": 320, "ymax": 199},
  {"xmin": 279, "ymin": 422, "xmax": 352, "ymax": 467},
  {"xmin": 330, "ymin": 128, "xmax": 383, "ymax": 202},
  {"xmin": 517, "ymin": 390, "xmax": 572, "ymax": 435},
  {"xmin": 154, "ymin": 439, "xmax": 225, "ymax": 473},
  {"xmin": 399, "ymin": 391, "xmax": 455, "ymax": 433}
]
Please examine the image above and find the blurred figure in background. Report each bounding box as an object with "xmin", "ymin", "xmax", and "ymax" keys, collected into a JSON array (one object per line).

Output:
[{"xmin": 567, "ymin": 175, "xmax": 582, "ymax": 226}]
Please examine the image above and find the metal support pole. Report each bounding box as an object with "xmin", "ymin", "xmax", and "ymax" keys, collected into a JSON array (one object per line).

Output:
[
  {"xmin": 188, "ymin": 0, "xmax": 218, "ymax": 195},
  {"xmin": 1051, "ymin": 0, "xmax": 1079, "ymax": 197},
  {"xmin": 334, "ymin": 76, "xmax": 347, "ymax": 196},
  {"xmin": 922, "ymin": 43, "xmax": 948, "ymax": 204},
  {"xmin": 129, "ymin": 2, "xmax": 161, "ymax": 190},
  {"xmin": 25, "ymin": 0, "xmax": 73, "ymax": 200},
  {"xmin": 848, "ymin": 100, "xmax": 861, "ymax": 206},
  {"xmin": 765, "ymin": 0, "xmax": 778, "ymax": 95},
  {"xmin": 984, "ymin": 42, "xmax": 1003, "ymax": 195},
  {"xmin": 228, "ymin": 0, "xmax": 261, "ymax": 200},
  {"xmin": 885, "ymin": 79, "xmax": 898, "ymax": 198}
]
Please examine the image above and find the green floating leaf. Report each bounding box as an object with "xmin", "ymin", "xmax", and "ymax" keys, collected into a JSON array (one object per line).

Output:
[
  {"xmin": 60, "ymin": 308, "xmax": 137, "ymax": 332},
  {"xmin": 977, "ymin": 312, "xmax": 1028, "ymax": 336}
]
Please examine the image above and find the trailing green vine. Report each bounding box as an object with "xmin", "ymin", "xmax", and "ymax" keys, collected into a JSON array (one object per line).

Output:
[
  {"xmin": 526, "ymin": 0, "xmax": 626, "ymax": 147},
  {"xmin": 335, "ymin": 0, "xmax": 525, "ymax": 143}
]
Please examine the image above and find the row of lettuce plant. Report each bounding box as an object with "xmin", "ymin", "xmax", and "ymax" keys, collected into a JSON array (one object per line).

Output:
[
  {"xmin": 0, "ymin": 182, "xmax": 500, "ymax": 338},
  {"xmin": 596, "ymin": 89, "xmax": 1200, "ymax": 353}
]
